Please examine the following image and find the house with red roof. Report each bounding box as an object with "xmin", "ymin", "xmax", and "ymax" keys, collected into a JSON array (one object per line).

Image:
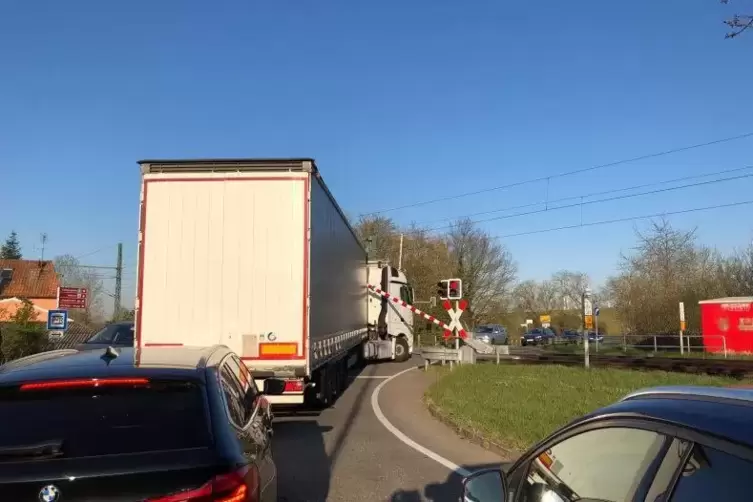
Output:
[{"xmin": 0, "ymin": 259, "xmax": 60, "ymax": 322}]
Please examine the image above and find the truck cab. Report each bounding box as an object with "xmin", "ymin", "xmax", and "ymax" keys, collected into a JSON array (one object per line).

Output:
[{"xmin": 365, "ymin": 261, "xmax": 414, "ymax": 362}]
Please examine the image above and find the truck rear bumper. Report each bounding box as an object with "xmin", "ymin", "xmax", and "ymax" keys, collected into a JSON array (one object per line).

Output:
[
  {"xmin": 254, "ymin": 378, "xmax": 305, "ymax": 405},
  {"xmin": 264, "ymin": 393, "xmax": 305, "ymax": 405}
]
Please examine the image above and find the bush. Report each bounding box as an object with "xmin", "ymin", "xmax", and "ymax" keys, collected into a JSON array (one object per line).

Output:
[{"xmin": 0, "ymin": 324, "xmax": 47, "ymax": 363}]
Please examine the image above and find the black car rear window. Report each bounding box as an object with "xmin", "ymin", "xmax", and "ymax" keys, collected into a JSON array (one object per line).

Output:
[{"xmin": 0, "ymin": 379, "xmax": 210, "ymax": 460}]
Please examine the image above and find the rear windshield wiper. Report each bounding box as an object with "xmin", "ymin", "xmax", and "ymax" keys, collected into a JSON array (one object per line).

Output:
[{"xmin": 0, "ymin": 440, "xmax": 64, "ymax": 460}]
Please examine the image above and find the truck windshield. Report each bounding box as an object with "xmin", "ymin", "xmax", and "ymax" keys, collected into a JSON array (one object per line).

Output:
[{"xmin": 400, "ymin": 285, "xmax": 414, "ymax": 304}]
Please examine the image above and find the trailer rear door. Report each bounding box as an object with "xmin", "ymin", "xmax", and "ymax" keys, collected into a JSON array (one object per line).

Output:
[{"xmin": 135, "ymin": 168, "xmax": 309, "ymax": 372}]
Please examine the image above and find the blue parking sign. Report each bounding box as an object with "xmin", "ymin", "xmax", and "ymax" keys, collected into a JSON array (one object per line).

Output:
[{"xmin": 47, "ymin": 310, "xmax": 68, "ymax": 331}]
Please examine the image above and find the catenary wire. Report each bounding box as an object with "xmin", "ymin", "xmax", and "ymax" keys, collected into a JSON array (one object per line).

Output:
[{"xmin": 360, "ymin": 131, "xmax": 753, "ymax": 216}]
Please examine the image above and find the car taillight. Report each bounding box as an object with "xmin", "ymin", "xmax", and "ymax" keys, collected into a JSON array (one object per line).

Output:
[
  {"xmin": 146, "ymin": 465, "xmax": 259, "ymax": 502},
  {"xmin": 284, "ymin": 379, "xmax": 304, "ymax": 393},
  {"xmin": 20, "ymin": 377, "xmax": 150, "ymax": 391}
]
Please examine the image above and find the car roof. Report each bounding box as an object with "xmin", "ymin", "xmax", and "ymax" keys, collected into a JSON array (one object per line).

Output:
[
  {"xmin": 0, "ymin": 345, "xmax": 229, "ymax": 385},
  {"xmin": 586, "ymin": 386, "xmax": 753, "ymax": 447}
]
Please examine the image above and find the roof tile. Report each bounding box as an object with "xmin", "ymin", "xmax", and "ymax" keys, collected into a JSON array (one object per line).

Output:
[{"xmin": 0, "ymin": 259, "xmax": 59, "ymax": 299}]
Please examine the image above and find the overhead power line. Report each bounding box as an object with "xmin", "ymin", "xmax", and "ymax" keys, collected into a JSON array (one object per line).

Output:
[
  {"xmin": 489, "ymin": 199, "xmax": 753, "ymax": 240},
  {"xmin": 361, "ymin": 131, "xmax": 753, "ymax": 216},
  {"xmin": 419, "ymin": 165, "xmax": 753, "ymax": 227},
  {"xmin": 75, "ymin": 243, "xmax": 119, "ymax": 261},
  {"xmin": 425, "ymin": 170, "xmax": 753, "ymax": 232}
]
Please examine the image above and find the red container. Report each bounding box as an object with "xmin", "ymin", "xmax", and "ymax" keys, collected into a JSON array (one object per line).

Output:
[{"xmin": 699, "ymin": 297, "xmax": 753, "ymax": 353}]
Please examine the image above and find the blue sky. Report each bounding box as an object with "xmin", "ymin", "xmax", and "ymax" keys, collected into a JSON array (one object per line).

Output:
[{"xmin": 1, "ymin": 0, "xmax": 752, "ymax": 311}]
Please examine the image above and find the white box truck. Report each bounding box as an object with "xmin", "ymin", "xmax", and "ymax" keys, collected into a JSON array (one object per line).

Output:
[{"xmin": 134, "ymin": 158, "xmax": 414, "ymax": 407}]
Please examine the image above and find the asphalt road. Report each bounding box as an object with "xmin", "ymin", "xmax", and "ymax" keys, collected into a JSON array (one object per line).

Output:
[{"xmin": 272, "ymin": 357, "xmax": 508, "ymax": 502}]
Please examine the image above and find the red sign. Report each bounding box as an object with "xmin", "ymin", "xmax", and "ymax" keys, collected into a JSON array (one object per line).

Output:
[
  {"xmin": 442, "ymin": 299, "xmax": 469, "ymax": 339},
  {"xmin": 58, "ymin": 287, "xmax": 88, "ymax": 309}
]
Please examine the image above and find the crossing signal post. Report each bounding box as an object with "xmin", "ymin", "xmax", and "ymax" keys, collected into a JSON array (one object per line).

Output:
[
  {"xmin": 448, "ymin": 279, "xmax": 462, "ymax": 300},
  {"xmin": 437, "ymin": 280, "xmax": 449, "ymax": 300},
  {"xmin": 437, "ymin": 278, "xmax": 463, "ymax": 301},
  {"xmin": 437, "ymin": 278, "xmax": 464, "ymax": 350}
]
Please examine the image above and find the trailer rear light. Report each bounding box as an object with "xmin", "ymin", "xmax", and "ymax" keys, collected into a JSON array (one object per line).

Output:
[
  {"xmin": 146, "ymin": 465, "xmax": 259, "ymax": 502},
  {"xmin": 284, "ymin": 379, "xmax": 304, "ymax": 393},
  {"xmin": 259, "ymin": 343, "xmax": 297, "ymax": 357},
  {"xmin": 20, "ymin": 378, "xmax": 150, "ymax": 391},
  {"xmin": 538, "ymin": 451, "xmax": 554, "ymax": 470}
]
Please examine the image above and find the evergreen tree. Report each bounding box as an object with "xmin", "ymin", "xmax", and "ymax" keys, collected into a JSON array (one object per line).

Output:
[{"xmin": 0, "ymin": 231, "xmax": 22, "ymax": 259}]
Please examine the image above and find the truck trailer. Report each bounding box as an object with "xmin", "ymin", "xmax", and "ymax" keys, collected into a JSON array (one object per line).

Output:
[{"xmin": 134, "ymin": 158, "xmax": 414, "ymax": 407}]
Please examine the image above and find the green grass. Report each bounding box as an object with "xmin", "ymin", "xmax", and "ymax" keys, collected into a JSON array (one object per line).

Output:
[{"xmin": 425, "ymin": 364, "xmax": 751, "ymax": 453}]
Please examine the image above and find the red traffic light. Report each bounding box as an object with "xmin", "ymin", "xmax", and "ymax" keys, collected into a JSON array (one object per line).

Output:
[{"xmin": 447, "ymin": 278, "xmax": 462, "ymax": 300}]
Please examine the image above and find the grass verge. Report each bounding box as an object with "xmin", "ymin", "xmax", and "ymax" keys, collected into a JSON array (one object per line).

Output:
[{"xmin": 425, "ymin": 364, "xmax": 751, "ymax": 453}]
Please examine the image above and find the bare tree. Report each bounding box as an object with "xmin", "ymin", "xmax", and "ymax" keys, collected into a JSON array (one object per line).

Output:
[
  {"xmin": 551, "ymin": 270, "xmax": 591, "ymax": 309},
  {"xmin": 513, "ymin": 280, "xmax": 540, "ymax": 314},
  {"xmin": 354, "ymin": 216, "xmax": 401, "ymax": 261},
  {"xmin": 721, "ymin": 0, "xmax": 753, "ymax": 38},
  {"xmin": 513, "ymin": 280, "xmax": 559, "ymax": 315},
  {"xmin": 53, "ymin": 254, "xmax": 105, "ymax": 324},
  {"xmin": 446, "ymin": 218, "xmax": 517, "ymax": 325}
]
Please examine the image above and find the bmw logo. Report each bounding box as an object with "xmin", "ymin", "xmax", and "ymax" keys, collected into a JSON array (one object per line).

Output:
[{"xmin": 39, "ymin": 485, "xmax": 61, "ymax": 502}]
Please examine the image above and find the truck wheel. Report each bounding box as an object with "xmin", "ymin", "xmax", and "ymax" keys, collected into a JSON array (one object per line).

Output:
[
  {"xmin": 338, "ymin": 358, "xmax": 348, "ymax": 394},
  {"xmin": 394, "ymin": 337, "xmax": 410, "ymax": 363},
  {"xmin": 306, "ymin": 367, "xmax": 332, "ymax": 410}
]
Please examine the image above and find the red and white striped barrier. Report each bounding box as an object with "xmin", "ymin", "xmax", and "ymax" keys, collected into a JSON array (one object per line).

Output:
[{"xmin": 367, "ymin": 284, "xmax": 466, "ymax": 339}]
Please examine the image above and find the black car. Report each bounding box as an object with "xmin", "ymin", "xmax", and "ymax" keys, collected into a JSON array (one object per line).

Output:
[
  {"xmin": 520, "ymin": 328, "xmax": 556, "ymax": 346},
  {"xmin": 462, "ymin": 385, "xmax": 753, "ymax": 501},
  {"xmin": 76, "ymin": 321, "xmax": 135, "ymax": 350},
  {"xmin": 0, "ymin": 344, "xmax": 285, "ymax": 501}
]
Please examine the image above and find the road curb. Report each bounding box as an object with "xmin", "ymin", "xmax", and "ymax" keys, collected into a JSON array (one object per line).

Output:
[{"xmin": 423, "ymin": 391, "xmax": 517, "ymax": 460}]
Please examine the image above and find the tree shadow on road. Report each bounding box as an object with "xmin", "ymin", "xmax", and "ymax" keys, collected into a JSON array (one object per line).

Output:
[{"xmin": 390, "ymin": 463, "xmax": 505, "ymax": 502}]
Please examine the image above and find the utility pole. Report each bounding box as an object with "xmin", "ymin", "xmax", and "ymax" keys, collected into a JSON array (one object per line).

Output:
[
  {"xmin": 114, "ymin": 243, "xmax": 123, "ymax": 320},
  {"xmin": 73, "ymin": 242, "xmax": 124, "ymax": 321},
  {"xmin": 582, "ymin": 287, "xmax": 591, "ymax": 369},
  {"xmin": 398, "ymin": 234, "xmax": 404, "ymax": 270}
]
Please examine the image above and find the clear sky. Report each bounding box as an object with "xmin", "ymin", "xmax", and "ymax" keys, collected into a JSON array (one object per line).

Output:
[{"xmin": 1, "ymin": 0, "xmax": 752, "ymax": 312}]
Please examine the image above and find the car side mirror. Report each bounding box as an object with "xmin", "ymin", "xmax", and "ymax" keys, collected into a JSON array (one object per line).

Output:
[
  {"xmin": 263, "ymin": 378, "xmax": 286, "ymax": 396},
  {"xmin": 462, "ymin": 468, "xmax": 506, "ymax": 502}
]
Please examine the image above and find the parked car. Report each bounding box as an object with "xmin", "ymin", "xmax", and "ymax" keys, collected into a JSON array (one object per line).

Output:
[
  {"xmin": 561, "ymin": 329, "xmax": 581, "ymax": 344},
  {"xmin": 0, "ymin": 344, "xmax": 285, "ymax": 501},
  {"xmin": 473, "ymin": 324, "xmax": 508, "ymax": 345},
  {"xmin": 587, "ymin": 331, "xmax": 604, "ymax": 343},
  {"xmin": 75, "ymin": 321, "xmax": 135, "ymax": 350},
  {"xmin": 521, "ymin": 328, "xmax": 556, "ymax": 346},
  {"xmin": 462, "ymin": 385, "xmax": 753, "ymax": 501}
]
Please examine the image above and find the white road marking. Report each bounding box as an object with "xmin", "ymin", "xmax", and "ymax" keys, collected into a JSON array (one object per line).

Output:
[
  {"xmin": 353, "ymin": 376, "xmax": 391, "ymax": 379},
  {"xmin": 371, "ymin": 366, "xmax": 472, "ymax": 477}
]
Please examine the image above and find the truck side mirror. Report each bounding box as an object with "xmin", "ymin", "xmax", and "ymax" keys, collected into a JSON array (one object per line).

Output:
[
  {"xmin": 462, "ymin": 468, "xmax": 506, "ymax": 502},
  {"xmin": 263, "ymin": 378, "xmax": 286, "ymax": 396}
]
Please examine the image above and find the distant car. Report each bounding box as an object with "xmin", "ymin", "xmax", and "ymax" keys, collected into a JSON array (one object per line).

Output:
[
  {"xmin": 76, "ymin": 321, "xmax": 134, "ymax": 350},
  {"xmin": 521, "ymin": 328, "xmax": 556, "ymax": 346},
  {"xmin": 462, "ymin": 386, "xmax": 753, "ymax": 501},
  {"xmin": 0, "ymin": 344, "xmax": 285, "ymax": 501},
  {"xmin": 473, "ymin": 324, "xmax": 508, "ymax": 345},
  {"xmin": 587, "ymin": 331, "xmax": 605, "ymax": 343},
  {"xmin": 561, "ymin": 329, "xmax": 581, "ymax": 344}
]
